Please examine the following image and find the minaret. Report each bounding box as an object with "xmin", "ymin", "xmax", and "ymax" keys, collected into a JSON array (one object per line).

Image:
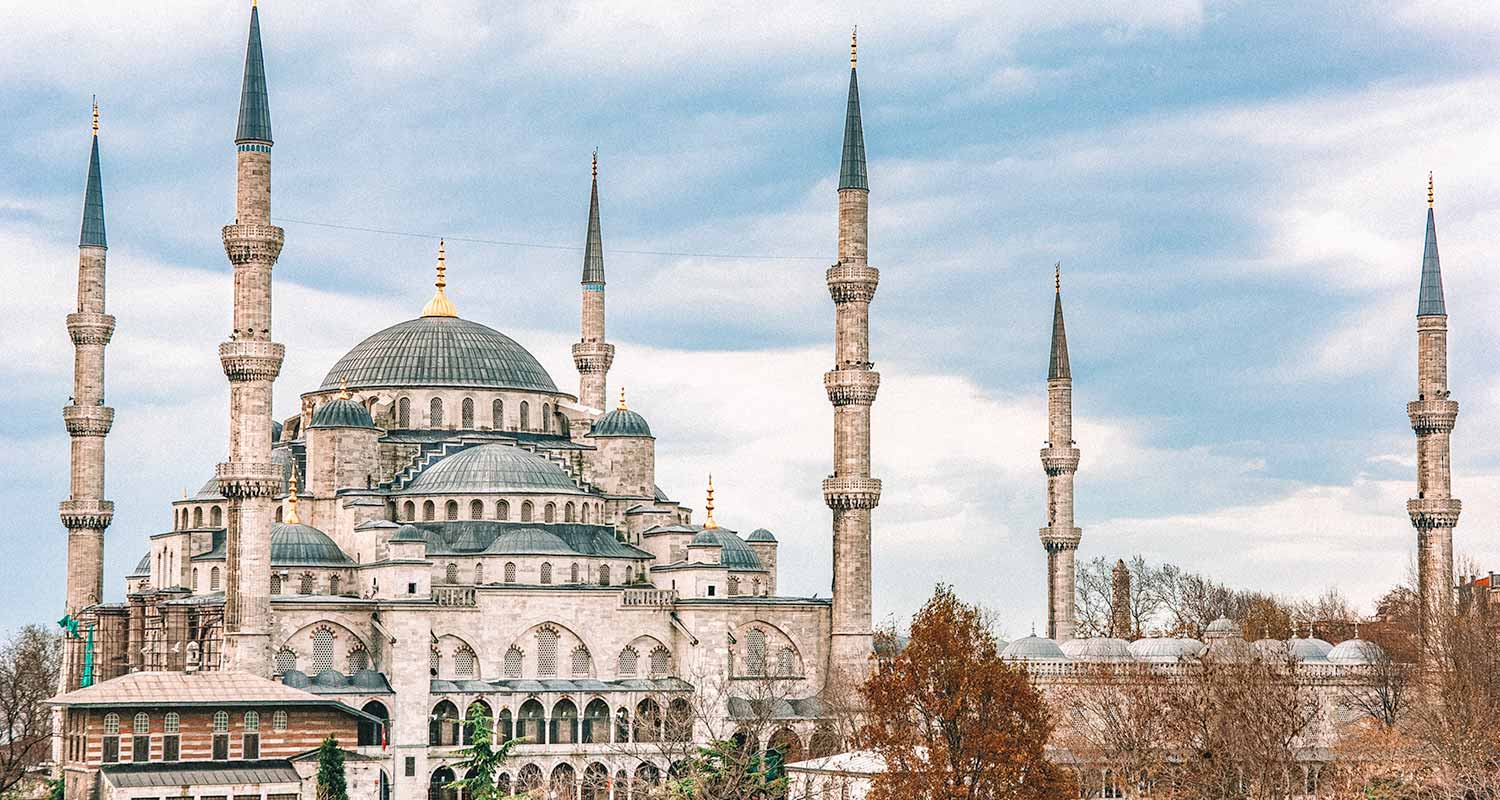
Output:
[
  {"xmin": 218, "ymin": 0, "xmax": 284, "ymax": 677},
  {"xmin": 60, "ymin": 101, "xmax": 115, "ymax": 618},
  {"xmin": 1408, "ymin": 173, "xmax": 1460, "ymax": 655},
  {"xmin": 1110, "ymin": 559, "xmax": 1131, "ymax": 639},
  {"xmin": 1040, "ymin": 265, "xmax": 1081, "ymax": 641},
  {"xmin": 572, "ymin": 151, "xmax": 614, "ymax": 411},
  {"xmin": 823, "ymin": 29, "xmax": 882, "ymax": 678}
]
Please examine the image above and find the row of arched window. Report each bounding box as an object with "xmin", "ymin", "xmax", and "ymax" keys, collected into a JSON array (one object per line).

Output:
[
  {"xmin": 430, "ymin": 697, "xmax": 691, "ymax": 748},
  {"xmin": 431, "ymin": 761, "xmax": 659, "ymax": 800},
  {"xmin": 273, "ymin": 627, "xmax": 370, "ymax": 676},
  {"xmin": 268, "ymin": 571, "xmax": 342, "ymax": 596},
  {"xmin": 400, "ymin": 498, "xmax": 604, "ymax": 524},
  {"xmin": 438, "ymin": 560, "xmax": 628, "ymax": 587},
  {"xmin": 429, "ymin": 639, "xmax": 669, "ymax": 680},
  {"xmin": 99, "ymin": 710, "xmax": 288, "ymax": 764},
  {"xmin": 174, "ymin": 504, "xmax": 224, "ymax": 530},
  {"xmin": 393, "ymin": 396, "xmax": 568, "ymax": 435}
]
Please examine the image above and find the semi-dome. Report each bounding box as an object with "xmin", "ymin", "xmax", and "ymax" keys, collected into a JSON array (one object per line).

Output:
[
  {"xmin": 1287, "ymin": 635, "xmax": 1334, "ymax": 662},
  {"xmin": 1327, "ymin": 638, "xmax": 1385, "ymax": 665},
  {"xmin": 482, "ymin": 528, "xmax": 574, "ymax": 556},
  {"xmin": 130, "ymin": 553, "xmax": 151, "ymax": 578},
  {"xmin": 1061, "ymin": 637, "xmax": 1134, "ymax": 662},
  {"xmin": 271, "ymin": 523, "xmax": 354, "ymax": 566},
  {"xmin": 319, "ymin": 316, "xmax": 558, "ymax": 393},
  {"xmin": 401, "ymin": 444, "xmax": 585, "ymax": 495},
  {"xmin": 1128, "ymin": 637, "xmax": 1204, "ymax": 663},
  {"xmin": 1002, "ymin": 635, "xmax": 1067, "ymax": 661},
  {"xmin": 589, "ymin": 407, "xmax": 652, "ymax": 438},
  {"xmin": 309, "ymin": 397, "xmax": 376, "ymax": 429}
]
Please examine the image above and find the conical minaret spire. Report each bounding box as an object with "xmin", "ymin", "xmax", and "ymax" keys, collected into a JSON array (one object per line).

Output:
[
  {"xmin": 1040, "ymin": 265, "xmax": 1082, "ymax": 641},
  {"xmin": 573, "ymin": 150, "xmax": 615, "ymax": 412},
  {"xmin": 61, "ymin": 102, "xmax": 116, "ymax": 657},
  {"xmin": 824, "ymin": 28, "xmax": 882, "ymax": 680},
  {"xmin": 1408, "ymin": 172, "xmax": 1460, "ymax": 659},
  {"xmin": 219, "ymin": 1, "xmax": 285, "ymax": 678}
]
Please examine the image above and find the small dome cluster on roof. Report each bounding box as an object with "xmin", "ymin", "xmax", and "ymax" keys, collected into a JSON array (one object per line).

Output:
[{"xmin": 309, "ymin": 396, "xmax": 376, "ymax": 429}]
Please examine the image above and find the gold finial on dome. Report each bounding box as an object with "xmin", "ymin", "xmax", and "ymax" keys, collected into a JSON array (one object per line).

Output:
[
  {"xmin": 618, "ymin": 386, "xmax": 628, "ymax": 411},
  {"xmin": 1428, "ymin": 171, "xmax": 1434, "ymax": 208},
  {"xmin": 91, "ymin": 97, "xmax": 98, "ymax": 135},
  {"xmin": 1054, "ymin": 262, "xmax": 1061, "ymax": 293},
  {"xmin": 285, "ymin": 465, "xmax": 301, "ymax": 525},
  {"xmin": 337, "ymin": 377, "xmax": 350, "ymax": 401},
  {"xmin": 422, "ymin": 239, "xmax": 458, "ymax": 317},
  {"xmin": 592, "ymin": 149, "xmax": 598, "ymax": 179},
  {"xmin": 850, "ymin": 26, "xmax": 857, "ymax": 68},
  {"xmin": 704, "ymin": 474, "xmax": 718, "ymax": 529}
]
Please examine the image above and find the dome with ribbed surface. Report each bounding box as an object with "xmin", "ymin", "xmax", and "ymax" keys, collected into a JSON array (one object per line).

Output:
[
  {"xmin": 588, "ymin": 408, "xmax": 652, "ymax": 438},
  {"xmin": 483, "ymin": 528, "xmax": 574, "ymax": 556},
  {"xmin": 309, "ymin": 397, "xmax": 376, "ymax": 429},
  {"xmin": 1327, "ymin": 638, "xmax": 1384, "ymax": 665},
  {"xmin": 1128, "ymin": 637, "xmax": 1204, "ymax": 663},
  {"xmin": 320, "ymin": 316, "xmax": 558, "ymax": 393},
  {"xmin": 130, "ymin": 553, "xmax": 151, "ymax": 577},
  {"xmin": 271, "ymin": 523, "xmax": 353, "ymax": 565},
  {"xmin": 1061, "ymin": 637, "xmax": 1134, "ymax": 662},
  {"xmin": 1286, "ymin": 636, "xmax": 1333, "ymax": 662},
  {"xmin": 746, "ymin": 528, "xmax": 777, "ymax": 543},
  {"xmin": 401, "ymin": 444, "xmax": 584, "ymax": 495},
  {"xmin": 1002, "ymin": 635, "xmax": 1067, "ymax": 661},
  {"xmin": 682, "ymin": 528, "xmax": 763, "ymax": 570}
]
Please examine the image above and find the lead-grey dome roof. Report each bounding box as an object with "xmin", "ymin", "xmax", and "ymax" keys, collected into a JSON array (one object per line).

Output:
[
  {"xmin": 1061, "ymin": 637, "xmax": 1134, "ymax": 662},
  {"xmin": 401, "ymin": 444, "xmax": 585, "ymax": 495},
  {"xmin": 681, "ymin": 527, "xmax": 763, "ymax": 570},
  {"xmin": 1287, "ymin": 636, "xmax": 1333, "ymax": 662},
  {"xmin": 270, "ymin": 523, "xmax": 354, "ymax": 565},
  {"xmin": 319, "ymin": 316, "xmax": 558, "ymax": 393},
  {"xmin": 588, "ymin": 408, "xmax": 652, "ymax": 438},
  {"xmin": 1327, "ymin": 638, "xmax": 1384, "ymax": 665},
  {"xmin": 746, "ymin": 528, "xmax": 777, "ymax": 543},
  {"xmin": 130, "ymin": 553, "xmax": 151, "ymax": 577},
  {"xmin": 1001, "ymin": 635, "xmax": 1067, "ymax": 661},
  {"xmin": 309, "ymin": 397, "xmax": 376, "ymax": 429},
  {"xmin": 1128, "ymin": 637, "xmax": 1204, "ymax": 662}
]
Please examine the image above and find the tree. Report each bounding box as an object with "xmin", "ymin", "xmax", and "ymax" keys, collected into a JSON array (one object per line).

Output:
[
  {"xmin": 661, "ymin": 738, "xmax": 785, "ymax": 800},
  {"xmin": 859, "ymin": 584, "xmax": 1074, "ymax": 800},
  {"xmin": 1056, "ymin": 664, "xmax": 1177, "ymax": 798},
  {"xmin": 0, "ymin": 625, "xmax": 60, "ymax": 798},
  {"xmin": 450, "ymin": 714, "xmax": 523, "ymax": 800},
  {"xmin": 314, "ymin": 736, "xmax": 348, "ymax": 800}
]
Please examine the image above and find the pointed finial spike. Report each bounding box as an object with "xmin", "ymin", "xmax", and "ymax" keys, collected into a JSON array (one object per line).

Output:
[
  {"xmin": 92, "ymin": 97, "xmax": 98, "ymax": 135},
  {"xmin": 618, "ymin": 387, "xmax": 627, "ymax": 412},
  {"xmin": 1054, "ymin": 262, "xmax": 1061, "ymax": 293},
  {"xmin": 704, "ymin": 474, "xmax": 718, "ymax": 529},
  {"xmin": 1428, "ymin": 171, "xmax": 1434, "ymax": 208},
  {"xmin": 422, "ymin": 240, "xmax": 458, "ymax": 317},
  {"xmin": 285, "ymin": 464, "xmax": 301, "ymax": 524},
  {"xmin": 851, "ymin": 26, "xmax": 857, "ymax": 68},
  {"xmin": 592, "ymin": 149, "xmax": 598, "ymax": 179}
]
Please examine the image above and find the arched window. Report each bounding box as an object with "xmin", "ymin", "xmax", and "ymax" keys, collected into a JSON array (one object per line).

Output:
[
  {"xmin": 497, "ymin": 500, "xmax": 510, "ymax": 520},
  {"xmin": 571, "ymin": 646, "xmax": 591, "ymax": 677},
  {"xmin": 462, "ymin": 700, "xmax": 491, "ymax": 745},
  {"xmin": 769, "ymin": 727, "xmax": 805, "ymax": 767},
  {"xmin": 649, "ymin": 646, "xmax": 671, "ymax": 677},
  {"xmin": 615, "ymin": 708, "xmax": 631, "ymax": 744},
  {"xmin": 403, "ymin": 500, "xmax": 415, "ymax": 520},
  {"xmin": 163, "ymin": 711, "xmax": 180, "ymax": 761},
  {"xmin": 242, "ymin": 711, "xmax": 261, "ymax": 758},
  {"xmin": 540, "ymin": 563, "xmax": 552, "ymax": 585},
  {"xmin": 312, "ymin": 626, "xmax": 335, "ymax": 673},
  {"xmin": 536, "ymin": 627, "xmax": 559, "ymax": 676},
  {"xmin": 517, "ymin": 764, "xmax": 544, "ymax": 794},
  {"xmin": 348, "ymin": 646, "xmax": 369, "ymax": 673},
  {"xmin": 270, "ymin": 574, "xmax": 282, "ymax": 595},
  {"xmin": 550, "ymin": 700, "xmax": 578, "ymax": 745},
  {"xmin": 470, "ymin": 499, "xmax": 484, "ymax": 519},
  {"xmin": 581, "ymin": 504, "xmax": 590, "ymax": 523},
  {"xmin": 544, "ymin": 503, "xmax": 556, "ymax": 523},
  {"xmin": 521, "ymin": 501, "xmax": 533, "ymax": 522},
  {"xmin": 582, "ymin": 701, "xmax": 611, "ymax": 744},
  {"xmin": 504, "ymin": 562, "xmax": 517, "ymax": 583},
  {"xmin": 429, "ymin": 397, "xmax": 444, "ymax": 428},
  {"xmin": 133, "ymin": 712, "xmax": 149, "ymax": 734},
  {"xmin": 454, "ymin": 646, "xmax": 476, "ymax": 678},
  {"xmin": 430, "ymin": 648, "xmax": 440, "ymax": 676},
  {"xmin": 746, "ymin": 629, "xmax": 767, "ymax": 676},
  {"xmin": 504, "ymin": 646, "xmax": 524, "ymax": 678},
  {"xmin": 728, "ymin": 576, "xmax": 739, "ymax": 596},
  {"xmin": 461, "ymin": 397, "xmax": 474, "ymax": 428},
  {"xmin": 192, "ymin": 568, "xmax": 199, "ymax": 591},
  {"xmin": 565, "ymin": 502, "xmax": 576, "ymax": 523},
  {"xmin": 210, "ymin": 566, "xmax": 221, "ymax": 591},
  {"xmin": 329, "ymin": 575, "xmax": 341, "ymax": 595},
  {"xmin": 519, "ymin": 401, "xmax": 530, "ymax": 431},
  {"xmin": 429, "ymin": 767, "xmax": 457, "ymax": 800},
  {"xmin": 358, "ymin": 702, "xmax": 388, "ymax": 747},
  {"xmin": 445, "ymin": 500, "xmax": 459, "ymax": 521},
  {"xmin": 211, "ymin": 710, "xmax": 230, "ymax": 760},
  {"xmin": 752, "ymin": 578, "xmax": 761, "ymax": 596},
  {"xmin": 556, "ymin": 413, "xmax": 569, "ymax": 436},
  {"xmin": 809, "ymin": 724, "xmax": 841, "ymax": 759},
  {"xmin": 299, "ymin": 572, "xmax": 315, "ymax": 594},
  {"xmin": 212, "ymin": 711, "xmax": 229, "ymax": 733},
  {"xmin": 634, "ymin": 699, "xmax": 662, "ymax": 743},
  {"xmin": 570, "ymin": 563, "xmax": 580, "ymax": 583},
  {"xmin": 274, "ymin": 648, "xmax": 297, "ymax": 675},
  {"xmin": 541, "ymin": 403, "xmax": 551, "ymax": 432},
  {"xmin": 599, "ymin": 565, "xmax": 611, "ymax": 586},
  {"xmin": 497, "ymin": 708, "xmax": 514, "ymax": 741},
  {"xmin": 492, "ymin": 399, "xmax": 503, "ymax": 429},
  {"xmin": 444, "ymin": 563, "xmax": 458, "ymax": 584},
  {"xmin": 777, "ymin": 646, "xmax": 796, "ymax": 676},
  {"xmin": 617, "ymin": 646, "xmax": 638, "ymax": 677},
  {"xmin": 193, "ymin": 507, "xmax": 203, "ymax": 527},
  {"xmin": 474, "ymin": 563, "xmax": 485, "ymax": 584},
  {"xmin": 210, "ymin": 506, "xmax": 223, "ymax": 527},
  {"xmin": 518, "ymin": 700, "xmax": 545, "ymax": 744},
  {"xmin": 429, "ymin": 701, "xmax": 460, "ymax": 747},
  {"xmin": 624, "ymin": 565, "xmax": 632, "ymax": 584},
  {"xmin": 397, "ymin": 397, "xmax": 411, "ymax": 427},
  {"xmin": 423, "ymin": 500, "xmax": 435, "ymax": 521}
]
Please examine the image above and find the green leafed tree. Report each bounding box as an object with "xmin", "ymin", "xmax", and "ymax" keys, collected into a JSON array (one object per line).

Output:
[
  {"xmin": 451, "ymin": 713, "xmax": 525, "ymax": 800},
  {"xmin": 315, "ymin": 736, "xmax": 348, "ymax": 800}
]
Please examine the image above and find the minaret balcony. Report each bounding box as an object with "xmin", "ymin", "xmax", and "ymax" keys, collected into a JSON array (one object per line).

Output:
[
  {"xmin": 1039, "ymin": 447, "xmax": 1081, "ymax": 475},
  {"xmin": 221, "ymin": 223, "xmax": 285, "ymax": 265},
  {"xmin": 66, "ymin": 312, "xmax": 115, "ymax": 346},
  {"xmin": 571, "ymin": 341, "xmax": 616, "ymax": 372},
  {"xmin": 826, "ymin": 263, "xmax": 879, "ymax": 303},
  {"xmin": 1407, "ymin": 497, "xmax": 1461, "ymax": 529},
  {"xmin": 219, "ymin": 340, "xmax": 285, "ymax": 382},
  {"xmin": 1039, "ymin": 526, "xmax": 1081, "ymax": 550},
  {"xmin": 1407, "ymin": 399, "xmax": 1459, "ymax": 434},
  {"xmin": 824, "ymin": 369, "xmax": 880, "ymax": 406},
  {"xmin": 59, "ymin": 499, "xmax": 114, "ymax": 530},
  {"xmin": 215, "ymin": 461, "xmax": 283, "ymax": 498},
  {"xmin": 62, "ymin": 404, "xmax": 114, "ymax": 436},
  {"xmin": 823, "ymin": 476, "xmax": 882, "ymax": 510}
]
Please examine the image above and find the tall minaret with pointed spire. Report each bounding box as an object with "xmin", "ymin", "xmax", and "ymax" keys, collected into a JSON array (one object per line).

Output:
[
  {"xmin": 1040, "ymin": 265, "xmax": 1081, "ymax": 642},
  {"xmin": 824, "ymin": 29, "xmax": 881, "ymax": 679},
  {"xmin": 60, "ymin": 101, "xmax": 114, "ymax": 621},
  {"xmin": 573, "ymin": 152, "xmax": 615, "ymax": 412},
  {"xmin": 1408, "ymin": 173, "xmax": 1460, "ymax": 655},
  {"xmin": 218, "ymin": 1, "xmax": 284, "ymax": 677}
]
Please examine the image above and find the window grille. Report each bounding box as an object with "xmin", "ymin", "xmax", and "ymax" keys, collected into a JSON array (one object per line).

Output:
[
  {"xmin": 649, "ymin": 646, "xmax": 670, "ymax": 677},
  {"xmin": 497, "ymin": 500, "xmax": 509, "ymax": 520},
  {"xmin": 505, "ymin": 562, "xmax": 517, "ymax": 583},
  {"xmin": 164, "ymin": 713, "xmax": 179, "ymax": 734},
  {"xmin": 617, "ymin": 647, "xmax": 638, "ymax": 676},
  {"xmin": 445, "ymin": 501, "xmax": 458, "ymax": 521},
  {"xmin": 348, "ymin": 647, "xmax": 369, "ymax": 673},
  {"xmin": 430, "ymin": 648, "xmax": 440, "ymax": 675},
  {"xmin": 212, "ymin": 711, "xmax": 229, "ymax": 733},
  {"xmin": 570, "ymin": 563, "xmax": 580, "ymax": 583},
  {"xmin": 455, "ymin": 647, "xmax": 476, "ymax": 677},
  {"xmin": 778, "ymin": 646, "xmax": 795, "ymax": 676},
  {"xmin": 445, "ymin": 563, "xmax": 458, "ymax": 583},
  {"xmin": 571, "ymin": 646, "xmax": 591, "ymax": 676},
  {"xmin": 104, "ymin": 713, "xmax": 120, "ymax": 734},
  {"xmin": 270, "ymin": 574, "xmax": 281, "ymax": 594},
  {"xmin": 244, "ymin": 712, "xmax": 259, "ymax": 732},
  {"xmin": 537, "ymin": 627, "xmax": 559, "ymax": 676},
  {"xmin": 461, "ymin": 398, "xmax": 474, "ymax": 428},
  {"xmin": 397, "ymin": 397, "xmax": 411, "ymax": 427},
  {"xmin": 210, "ymin": 567, "xmax": 221, "ymax": 591},
  {"xmin": 599, "ymin": 565, "xmax": 610, "ymax": 586},
  {"xmin": 474, "ymin": 563, "xmax": 485, "ymax": 584},
  {"xmin": 134, "ymin": 713, "xmax": 149, "ymax": 734},
  {"xmin": 273, "ymin": 711, "xmax": 288, "ymax": 731},
  {"xmin": 299, "ymin": 573, "xmax": 315, "ymax": 594},
  {"xmin": 504, "ymin": 646, "xmax": 524, "ymax": 678},
  {"xmin": 274, "ymin": 648, "xmax": 297, "ymax": 675},
  {"xmin": 492, "ymin": 399, "xmax": 503, "ymax": 428},
  {"xmin": 540, "ymin": 563, "xmax": 552, "ymax": 584},
  {"xmin": 312, "ymin": 627, "xmax": 334, "ymax": 673},
  {"xmin": 746, "ymin": 629, "xmax": 767, "ymax": 676},
  {"xmin": 430, "ymin": 397, "xmax": 444, "ymax": 427}
]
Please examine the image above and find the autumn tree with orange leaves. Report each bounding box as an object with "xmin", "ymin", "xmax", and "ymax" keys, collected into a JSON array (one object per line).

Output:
[{"xmin": 858, "ymin": 585, "xmax": 1074, "ymax": 800}]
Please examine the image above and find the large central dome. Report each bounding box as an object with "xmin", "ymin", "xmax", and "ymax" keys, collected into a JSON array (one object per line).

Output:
[{"xmin": 319, "ymin": 316, "xmax": 558, "ymax": 393}]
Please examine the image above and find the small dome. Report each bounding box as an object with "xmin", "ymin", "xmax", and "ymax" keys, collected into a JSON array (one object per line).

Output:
[
  {"xmin": 682, "ymin": 528, "xmax": 763, "ymax": 570},
  {"xmin": 1205, "ymin": 617, "xmax": 1242, "ymax": 640},
  {"xmin": 402, "ymin": 444, "xmax": 585, "ymax": 495},
  {"xmin": 1252, "ymin": 638, "xmax": 1290, "ymax": 661},
  {"xmin": 1128, "ymin": 637, "xmax": 1204, "ymax": 663},
  {"xmin": 589, "ymin": 407, "xmax": 653, "ymax": 438},
  {"xmin": 320, "ymin": 316, "xmax": 558, "ymax": 393},
  {"xmin": 1061, "ymin": 637, "xmax": 1134, "ymax": 662},
  {"xmin": 313, "ymin": 669, "xmax": 347, "ymax": 687},
  {"xmin": 351, "ymin": 669, "xmax": 387, "ymax": 689},
  {"xmin": 746, "ymin": 528, "xmax": 777, "ymax": 543},
  {"xmin": 130, "ymin": 553, "xmax": 151, "ymax": 577},
  {"xmin": 271, "ymin": 523, "xmax": 354, "ymax": 566},
  {"xmin": 690, "ymin": 530, "xmax": 725, "ymax": 547},
  {"xmin": 391, "ymin": 524, "xmax": 426, "ymax": 543},
  {"xmin": 1327, "ymin": 638, "xmax": 1384, "ymax": 665},
  {"xmin": 1002, "ymin": 635, "xmax": 1067, "ymax": 661},
  {"xmin": 1286, "ymin": 636, "xmax": 1333, "ymax": 662},
  {"xmin": 309, "ymin": 397, "xmax": 376, "ymax": 429},
  {"xmin": 281, "ymin": 669, "xmax": 310, "ymax": 688}
]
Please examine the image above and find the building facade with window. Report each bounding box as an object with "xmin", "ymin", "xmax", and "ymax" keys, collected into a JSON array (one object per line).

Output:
[{"xmin": 54, "ymin": 7, "xmax": 883, "ymax": 800}]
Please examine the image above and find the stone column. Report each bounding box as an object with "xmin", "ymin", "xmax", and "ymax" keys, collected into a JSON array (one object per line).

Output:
[{"xmin": 1110, "ymin": 559, "xmax": 1131, "ymax": 639}]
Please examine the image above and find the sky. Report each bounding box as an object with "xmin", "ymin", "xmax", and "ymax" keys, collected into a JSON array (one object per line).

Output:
[{"xmin": 2, "ymin": 1, "xmax": 1498, "ymax": 637}]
